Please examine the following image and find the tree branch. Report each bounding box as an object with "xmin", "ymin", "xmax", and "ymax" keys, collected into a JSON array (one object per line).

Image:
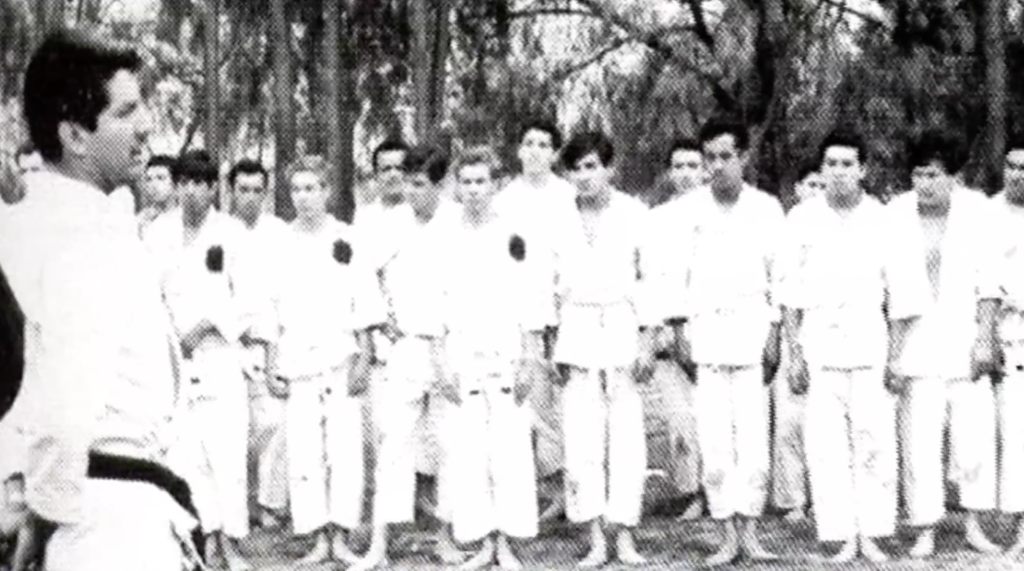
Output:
[
  {"xmin": 818, "ymin": 0, "xmax": 890, "ymax": 30},
  {"xmin": 509, "ymin": 8, "xmax": 602, "ymax": 20},
  {"xmin": 681, "ymin": 0, "xmax": 715, "ymax": 50},
  {"xmin": 546, "ymin": 36, "xmax": 631, "ymax": 84}
]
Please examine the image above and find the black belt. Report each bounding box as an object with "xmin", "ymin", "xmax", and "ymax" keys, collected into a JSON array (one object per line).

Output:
[{"xmin": 87, "ymin": 452, "xmax": 205, "ymax": 564}]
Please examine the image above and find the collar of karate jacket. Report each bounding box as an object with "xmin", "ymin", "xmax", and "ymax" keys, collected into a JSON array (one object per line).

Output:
[{"xmin": 23, "ymin": 169, "xmax": 135, "ymax": 232}]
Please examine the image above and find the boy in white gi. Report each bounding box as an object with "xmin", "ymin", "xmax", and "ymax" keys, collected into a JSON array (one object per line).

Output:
[
  {"xmin": 228, "ymin": 159, "xmax": 292, "ymax": 528},
  {"xmin": 492, "ymin": 119, "xmax": 576, "ymax": 522},
  {"xmin": 670, "ymin": 118, "xmax": 783, "ymax": 566},
  {"xmin": 891, "ymin": 130, "xmax": 1002, "ymax": 558},
  {"xmin": 991, "ymin": 139, "xmax": 1024, "ymax": 556},
  {"xmin": 439, "ymin": 147, "xmax": 546, "ymax": 571},
  {"xmin": 270, "ymin": 156, "xmax": 379, "ymax": 565},
  {"xmin": 781, "ymin": 130, "xmax": 926, "ymax": 563},
  {"xmin": 145, "ymin": 150, "xmax": 252, "ymax": 571},
  {"xmin": 554, "ymin": 131, "xmax": 656, "ymax": 568},
  {"xmin": 645, "ymin": 139, "xmax": 705, "ymax": 519},
  {"xmin": 138, "ymin": 155, "xmax": 177, "ymax": 231},
  {"xmin": 353, "ymin": 145, "xmax": 464, "ymax": 571}
]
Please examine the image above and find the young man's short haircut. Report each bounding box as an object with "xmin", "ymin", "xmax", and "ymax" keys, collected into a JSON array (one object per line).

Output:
[
  {"xmin": 452, "ymin": 146, "xmax": 501, "ymax": 179},
  {"xmin": 228, "ymin": 159, "xmax": 268, "ymax": 187},
  {"xmin": 520, "ymin": 118, "xmax": 563, "ymax": 150},
  {"xmin": 172, "ymin": 150, "xmax": 218, "ymax": 185},
  {"xmin": 146, "ymin": 155, "xmax": 176, "ymax": 172},
  {"xmin": 23, "ymin": 29, "xmax": 143, "ymax": 162},
  {"xmin": 698, "ymin": 117, "xmax": 750, "ymax": 152},
  {"xmin": 818, "ymin": 127, "xmax": 867, "ymax": 166},
  {"xmin": 796, "ymin": 162, "xmax": 818, "ymax": 183},
  {"xmin": 1007, "ymin": 132, "xmax": 1024, "ymax": 155},
  {"xmin": 15, "ymin": 142, "xmax": 35, "ymax": 159},
  {"xmin": 561, "ymin": 131, "xmax": 614, "ymax": 170},
  {"xmin": 403, "ymin": 145, "xmax": 449, "ymax": 184},
  {"xmin": 908, "ymin": 129, "xmax": 964, "ymax": 175},
  {"xmin": 666, "ymin": 137, "xmax": 701, "ymax": 165},
  {"xmin": 285, "ymin": 155, "xmax": 330, "ymax": 186},
  {"xmin": 372, "ymin": 139, "xmax": 409, "ymax": 172}
]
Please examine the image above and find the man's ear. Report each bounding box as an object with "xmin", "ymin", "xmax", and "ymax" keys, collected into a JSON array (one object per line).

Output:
[{"xmin": 57, "ymin": 120, "xmax": 90, "ymax": 159}]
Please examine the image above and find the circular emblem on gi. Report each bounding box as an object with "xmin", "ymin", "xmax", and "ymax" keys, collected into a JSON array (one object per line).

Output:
[
  {"xmin": 509, "ymin": 234, "xmax": 526, "ymax": 262},
  {"xmin": 206, "ymin": 245, "xmax": 224, "ymax": 273},
  {"xmin": 333, "ymin": 239, "xmax": 353, "ymax": 265}
]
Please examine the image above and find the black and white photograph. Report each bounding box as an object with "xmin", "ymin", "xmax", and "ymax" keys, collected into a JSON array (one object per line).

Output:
[{"xmin": 1, "ymin": 1, "xmax": 1024, "ymax": 570}]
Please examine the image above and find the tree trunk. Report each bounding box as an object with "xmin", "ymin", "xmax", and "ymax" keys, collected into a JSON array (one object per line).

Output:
[
  {"xmin": 325, "ymin": 0, "xmax": 357, "ymax": 223},
  {"xmin": 305, "ymin": 9, "xmax": 326, "ymax": 155},
  {"xmin": 272, "ymin": 0, "xmax": 296, "ymax": 219},
  {"xmin": 412, "ymin": 0, "xmax": 451, "ymax": 144},
  {"xmin": 203, "ymin": 0, "xmax": 222, "ymax": 206},
  {"xmin": 982, "ymin": 0, "xmax": 1006, "ymax": 194},
  {"xmin": 35, "ymin": 0, "xmax": 64, "ymax": 45},
  {"xmin": 430, "ymin": 0, "xmax": 451, "ymax": 141},
  {"xmin": 156, "ymin": 0, "xmax": 192, "ymax": 47}
]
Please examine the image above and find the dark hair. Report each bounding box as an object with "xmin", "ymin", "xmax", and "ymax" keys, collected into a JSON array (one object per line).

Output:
[
  {"xmin": 403, "ymin": 145, "xmax": 449, "ymax": 184},
  {"xmin": 908, "ymin": 129, "xmax": 964, "ymax": 175},
  {"xmin": 520, "ymin": 118, "xmax": 563, "ymax": 150},
  {"xmin": 666, "ymin": 138, "xmax": 701, "ymax": 165},
  {"xmin": 146, "ymin": 155, "xmax": 175, "ymax": 172},
  {"xmin": 228, "ymin": 159, "xmax": 268, "ymax": 187},
  {"xmin": 561, "ymin": 131, "xmax": 614, "ymax": 170},
  {"xmin": 23, "ymin": 29, "xmax": 143, "ymax": 162},
  {"xmin": 452, "ymin": 146, "xmax": 500, "ymax": 179},
  {"xmin": 1007, "ymin": 132, "xmax": 1024, "ymax": 156},
  {"xmin": 372, "ymin": 139, "xmax": 409, "ymax": 172},
  {"xmin": 796, "ymin": 161, "xmax": 819, "ymax": 183},
  {"xmin": 818, "ymin": 128, "xmax": 866, "ymax": 167},
  {"xmin": 15, "ymin": 142, "xmax": 36, "ymax": 158},
  {"xmin": 698, "ymin": 117, "xmax": 749, "ymax": 152},
  {"xmin": 172, "ymin": 150, "xmax": 218, "ymax": 185}
]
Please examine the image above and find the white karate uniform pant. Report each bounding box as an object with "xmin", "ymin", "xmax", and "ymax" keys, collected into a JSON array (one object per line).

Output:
[
  {"xmin": 286, "ymin": 367, "xmax": 364, "ymax": 535},
  {"xmin": 771, "ymin": 376, "xmax": 807, "ymax": 511},
  {"xmin": 448, "ymin": 356, "xmax": 538, "ymax": 544},
  {"xmin": 998, "ymin": 375, "xmax": 1024, "ymax": 512},
  {"xmin": 45, "ymin": 479, "xmax": 197, "ymax": 571},
  {"xmin": 805, "ymin": 367, "xmax": 897, "ymax": 542},
  {"xmin": 899, "ymin": 377, "xmax": 997, "ymax": 526},
  {"xmin": 651, "ymin": 360, "xmax": 701, "ymax": 496},
  {"xmin": 530, "ymin": 376, "xmax": 565, "ymax": 479},
  {"xmin": 373, "ymin": 337, "xmax": 455, "ymax": 526},
  {"xmin": 562, "ymin": 367, "xmax": 646, "ymax": 527},
  {"xmin": 695, "ymin": 365, "xmax": 769, "ymax": 519},
  {"xmin": 179, "ymin": 348, "xmax": 250, "ymax": 539},
  {"xmin": 246, "ymin": 346, "xmax": 289, "ymax": 512}
]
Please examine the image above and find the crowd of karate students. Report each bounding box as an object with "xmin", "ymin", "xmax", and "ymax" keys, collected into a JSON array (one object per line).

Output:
[{"xmin": 7, "ymin": 108, "xmax": 1024, "ymax": 571}]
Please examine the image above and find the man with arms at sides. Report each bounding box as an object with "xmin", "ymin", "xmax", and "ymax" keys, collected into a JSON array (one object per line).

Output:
[
  {"xmin": 227, "ymin": 158, "xmax": 292, "ymax": 529},
  {"xmin": 144, "ymin": 149, "xmax": 252, "ymax": 571},
  {"xmin": 781, "ymin": 130, "xmax": 926, "ymax": 563},
  {"xmin": 353, "ymin": 145, "xmax": 465, "ymax": 571},
  {"xmin": 137, "ymin": 154, "xmax": 177, "ymax": 231},
  {"xmin": 6, "ymin": 29, "xmax": 202, "ymax": 571},
  {"xmin": 492, "ymin": 119, "xmax": 576, "ymax": 523},
  {"xmin": 670, "ymin": 118, "xmax": 783, "ymax": 566},
  {"xmin": 553, "ymin": 131, "xmax": 657, "ymax": 568},
  {"xmin": 270, "ymin": 156, "xmax": 379, "ymax": 565},
  {"xmin": 890, "ymin": 130, "xmax": 1002, "ymax": 558},
  {"xmin": 437, "ymin": 147, "xmax": 546, "ymax": 571}
]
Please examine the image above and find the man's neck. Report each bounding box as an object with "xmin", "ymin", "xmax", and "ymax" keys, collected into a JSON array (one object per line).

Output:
[
  {"xmin": 522, "ymin": 170, "xmax": 551, "ymax": 188},
  {"xmin": 576, "ymin": 187, "xmax": 611, "ymax": 212},
  {"xmin": 826, "ymin": 191, "xmax": 863, "ymax": 213},
  {"xmin": 711, "ymin": 180, "xmax": 743, "ymax": 206},
  {"xmin": 917, "ymin": 198, "xmax": 951, "ymax": 218},
  {"xmin": 239, "ymin": 211, "xmax": 260, "ymax": 230},
  {"xmin": 295, "ymin": 213, "xmax": 327, "ymax": 233},
  {"xmin": 50, "ymin": 161, "xmax": 111, "ymax": 194},
  {"xmin": 413, "ymin": 199, "xmax": 441, "ymax": 224},
  {"xmin": 1006, "ymin": 190, "xmax": 1024, "ymax": 208},
  {"xmin": 463, "ymin": 203, "xmax": 494, "ymax": 227},
  {"xmin": 184, "ymin": 205, "xmax": 211, "ymax": 231},
  {"xmin": 380, "ymin": 193, "xmax": 404, "ymax": 208}
]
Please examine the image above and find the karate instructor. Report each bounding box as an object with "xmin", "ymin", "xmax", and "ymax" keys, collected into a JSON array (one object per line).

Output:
[{"xmin": 7, "ymin": 30, "xmax": 203, "ymax": 571}]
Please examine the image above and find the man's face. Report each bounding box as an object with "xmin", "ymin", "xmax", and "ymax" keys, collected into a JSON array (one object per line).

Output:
[
  {"xmin": 668, "ymin": 148, "xmax": 703, "ymax": 193},
  {"xmin": 179, "ymin": 178, "xmax": 215, "ymax": 218},
  {"xmin": 1005, "ymin": 150, "xmax": 1024, "ymax": 200},
  {"xmin": 81, "ymin": 70, "xmax": 153, "ymax": 193},
  {"xmin": 821, "ymin": 145, "xmax": 863, "ymax": 201},
  {"xmin": 16, "ymin": 152, "xmax": 42, "ymax": 176},
  {"xmin": 456, "ymin": 163, "xmax": 496, "ymax": 213},
  {"xmin": 796, "ymin": 171, "xmax": 826, "ymax": 202},
  {"xmin": 404, "ymin": 172, "xmax": 441, "ymax": 213},
  {"xmin": 3, "ymin": 477, "xmax": 24, "ymax": 508},
  {"xmin": 375, "ymin": 149, "xmax": 406, "ymax": 200},
  {"xmin": 518, "ymin": 129, "xmax": 556, "ymax": 175},
  {"xmin": 232, "ymin": 172, "xmax": 267, "ymax": 221},
  {"xmin": 290, "ymin": 171, "xmax": 328, "ymax": 219},
  {"xmin": 568, "ymin": 152, "xmax": 610, "ymax": 197},
  {"xmin": 143, "ymin": 165, "xmax": 173, "ymax": 207},
  {"xmin": 912, "ymin": 160, "xmax": 954, "ymax": 208},
  {"xmin": 702, "ymin": 134, "xmax": 744, "ymax": 191}
]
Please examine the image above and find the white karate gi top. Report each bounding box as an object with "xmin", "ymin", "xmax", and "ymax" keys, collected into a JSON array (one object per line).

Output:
[
  {"xmin": 888, "ymin": 189, "xmax": 1002, "ymax": 379},
  {"xmin": 777, "ymin": 195, "xmax": 929, "ymax": 369},
  {"xmin": 645, "ymin": 191, "xmax": 696, "ymax": 325},
  {"xmin": 4, "ymin": 171, "xmax": 182, "ymax": 524},
  {"xmin": 672, "ymin": 185, "xmax": 785, "ymax": 367},
  {"xmin": 274, "ymin": 218, "xmax": 386, "ymax": 379},
  {"xmin": 990, "ymin": 193, "xmax": 1024, "ymax": 344},
  {"xmin": 493, "ymin": 174, "xmax": 578, "ymax": 329},
  {"xmin": 232, "ymin": 214, "xmax": 292, "ymax": 344}
]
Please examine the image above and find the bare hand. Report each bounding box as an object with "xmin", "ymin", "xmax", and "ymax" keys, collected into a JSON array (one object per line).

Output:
[
  {"xmin": 970, "ymin": 338, "xmax": 1002, "ymax": 381},
  {"xmin": 672, "ymin": 333, "xmax": 697, "ymax": 383},
  {"xmin": 347, "ymin": 353, "xmax": 372, "ymax": 397},
  {"xmin": 788, "ymin": 350, "xmax": 810, "ymax": 396},
  {"xmin": 267, "ymin": 373, "xmax": 290, "ymax": 399},
  {"xmin": 762, "ymin": 325, "xmax": 782, "ymax": 386},
  {"xmin": 883, "ymin": 365, "xmax": 910, "ymax": 396},
  {"xmin": 514, "ymin": 360, "xmax": 546, "ymax": 406},
  {"xmin": 631, "ymin": 353, "xmax": 655, "ymax": 385}
]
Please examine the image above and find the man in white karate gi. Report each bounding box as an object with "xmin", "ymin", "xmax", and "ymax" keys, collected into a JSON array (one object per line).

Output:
[
  {"xmin": 781, "ymin": 130, "xmax": 927, "ymax": 563},
  {"xmin": 553, "ymin": 131, "xmax": 656, "ymax": 568},
  {"xmin": 144, "ymin": 150, "xmax": 252, "ymax": 571},
  {"xmin": 227, "ymin": 159, "xmax": 292, "ymax": 528},
  {"xmin": 138, "ymin": 154, "xmax": 177, "ymax": 231},
  {"xmin": 353, "ymin": 145, "xmax": 465, "ymax": 571},
  {"xmin": 890, "ymin": 130, "xmax": 1002, "ymax": 558},
  {"xmin": 270, "ymin": 156, "xmax": 379, "ymax": 565},
  {"xmin": 646, "ymin": 138, "xmax": 706, "ymax": 519},
  {"xmin": 670, "ymin": 118, "xmax": 783, "ymax": 566},
  {"xmin": 492, "ymin": 119, "xmax": 576, "ymax": 522},
  {"xmin": 437, "ymin": 147, "xmax": 548, "ymax": 571},
  {"xmin": 8, "ymin": 29, "xmax": 201, "ymax": 571}
]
